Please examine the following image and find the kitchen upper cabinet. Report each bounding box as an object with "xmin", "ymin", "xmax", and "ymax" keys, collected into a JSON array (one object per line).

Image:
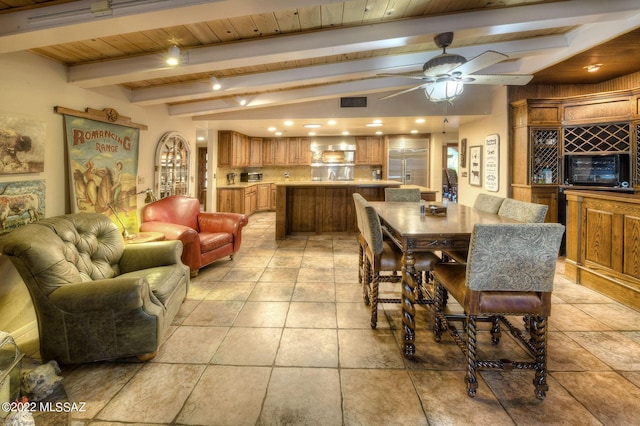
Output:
[
  {"xmin": 263, "ymin": 138, "xmax": 288, "ymax": 166},
  {"xmin": 287, "ymin": 137, "xmax": 311, "ymax": 165},
  {"xmin": 249, "ymin": 137, "xmax": 263, "ymax": 167},
  {"xmin": 218, "ymin": 130, "xmax": 250, "ymax": 167},
  {"xmin": 355, "ymin": 136, "xmax": 383, "ymax": 165}
]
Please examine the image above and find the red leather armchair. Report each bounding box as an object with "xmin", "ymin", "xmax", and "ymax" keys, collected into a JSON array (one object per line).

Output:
[{"xmin": 140, "ymin": 195, "xmax": 248, "ymax": 277}]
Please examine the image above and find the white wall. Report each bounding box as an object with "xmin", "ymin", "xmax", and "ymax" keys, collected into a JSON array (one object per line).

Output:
[
  {"xmin": 457, "ymin": 86, "xmax": 510, "ymax": 207},
  {"xmin": 0, "ymin": 51, "xmax": 199, "ymax": 346},
  {"xmin": 0, "ymin": 51, "xmax": 198, "ymax": 219}
]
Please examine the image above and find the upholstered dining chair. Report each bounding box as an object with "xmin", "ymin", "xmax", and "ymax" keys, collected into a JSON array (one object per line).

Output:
[
  {"xmin": 432, "ymin": 223, "xmax": 565, "ymax": 399},
  {"xmin": 384, "ymin": 187, "xmax": 422, "ymax": 202},
  {"xmin": 498, "ymin": 198, "xmax": 548, "ymax": 223},
  {"xmin": 353, "ymin": 193, "xmax": 440, "ymax": 328},
  {"xmin": 444, "ymin": 193, "xmax": 506, "ymax": 263}
]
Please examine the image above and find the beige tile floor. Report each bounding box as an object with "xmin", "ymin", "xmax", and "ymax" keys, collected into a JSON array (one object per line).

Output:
[{"xmin": 54, "ymin": 211, "xmax": 640, "ymax": 425}]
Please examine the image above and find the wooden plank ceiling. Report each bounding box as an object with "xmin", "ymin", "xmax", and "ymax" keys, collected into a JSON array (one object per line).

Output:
[{"xmin": 1, "ymin": 0, "xmax": 639, "ymax": 133}]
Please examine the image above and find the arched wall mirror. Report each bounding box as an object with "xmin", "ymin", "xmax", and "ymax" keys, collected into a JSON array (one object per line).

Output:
[{"xmin": 155, "ymin": 131, "xmax": 191, "ymax": 199}]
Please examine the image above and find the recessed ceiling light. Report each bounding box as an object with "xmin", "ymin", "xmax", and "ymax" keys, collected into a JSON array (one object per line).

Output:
[
  {"xmin": 308, "ymin": 132, "xmax": 316, "ymax": 136},
  {"xmin": 415, "ymin": 118, "xmax": 425, "ymax": 123},
  {"xmin": 284, "ymin": 120, "xmax": 294, "ymax": 126},
  {"xmin": 304, "ymin": 124, "xmax": 321, "ymax": 128},
  {"xmin": 237, "ymin": 98, "xmax": 247, "ymax": 106},
  {"xmin": 373, "ymin": 119, "xmax": 382, "ymax": 124},
  {"xmin": 411, "ymin": 130, "xmax": 418, "ymax": 134},
  {"xmin": 375, "ymin": 131, "xmax": 383, "ymax": 135},
  {"xmin": 268, "ymin": 127, "xmax": 277, "ymax": 132},
  {"xmin": 342, "ymin": 131, "xmax": 349, "ymax": 135},
  {"xmin": 327, "ymin": 120, "xmax": 337, "ymax": 125},
  {"xmin": 197, "ymin": 136, "xmax": 205, "ymax": 141},
  {"xmin": 275, "ymin": 131, "xmax": 282, "ymax": 136},
  {"xmin": 209, "ymin": 76, "xmax": 221, "ymax": 90},
  {"xmin": 583, "ymin": 63, "xmax": 603, "ymax": 72},
  {"xmin": 365, "ymin": 123, "xmax": 383, "ymax": 127}
]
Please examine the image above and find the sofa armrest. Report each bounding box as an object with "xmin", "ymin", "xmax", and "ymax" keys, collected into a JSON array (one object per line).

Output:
[
  {"xmin": 119, "ymin": 240, "xmax": 184, "ymax": 273},
  {"xmin": 140, "ymin": 221, "xmax": 198, "ymax": 242},
  {"xmin": 198, "ymin": 212, "xmax": 248, "ymax": 235},
  {"xmin": 49, "ymin": 277, "xmax": 156, "ymax": 313}
]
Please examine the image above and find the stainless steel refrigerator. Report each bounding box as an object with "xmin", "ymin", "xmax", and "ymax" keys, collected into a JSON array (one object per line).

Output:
[{"xmin": 387, "ymin": 148, "xmax": 429, "ymax": 186}]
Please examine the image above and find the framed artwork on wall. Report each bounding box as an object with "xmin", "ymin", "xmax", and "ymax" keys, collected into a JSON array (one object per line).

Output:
[
  {"xmin": 484, "ymin": 134, "xmax": 499, "ymax": 192},
  {"xmin": 0, "ymin": 179, "xmax": 45, "ymax": 234},
  {"xmin": 469, "ymin": 145, "xmax": 482, "ymax": 186},
  {"xmin": 0, "ymin": 114, "xmax": 46, "ymax": 175},
  {"xmin": 460, "ymin": 138, "xmax": 467, "ymax": 168}
]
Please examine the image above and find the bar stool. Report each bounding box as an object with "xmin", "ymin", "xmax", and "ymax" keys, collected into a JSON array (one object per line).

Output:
[
  {"xmin": 433, "ymin": 222, "xmax": 564, "ymax": 399},
  {"xmin": 353, "ymin": 193, "xmax": 440, "ymax": 328}
]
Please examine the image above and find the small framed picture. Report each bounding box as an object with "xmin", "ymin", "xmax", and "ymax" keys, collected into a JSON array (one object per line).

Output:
[
  {"xmin": 460, "ymin": 138, "xmax": 467, "ymax": 168},
  {"xmin": 469, "ymin": 145, "xmax": 482, "ymax": 186}
]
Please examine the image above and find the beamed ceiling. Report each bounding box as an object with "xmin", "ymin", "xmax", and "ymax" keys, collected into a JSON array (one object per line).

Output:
[{"xmin": 1, "ymin": 0, "xmax": 640, "ymax": 137}]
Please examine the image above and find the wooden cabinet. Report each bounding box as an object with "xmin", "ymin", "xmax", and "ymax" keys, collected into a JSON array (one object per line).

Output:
[
  {"xmin": 510, "ymin": 100, "xmax": 561, "ymax": 222},
  {"xmin": 257, "ymin": 184, "xmax": 270, "ymax": 211},
  {"xmin": 249, "ymin": 137, "xmax": 263, "ymax": 167},
  {"xmin": 262, "ymin": 138, "xmax": 288, "ymax": 165},
  {"xmin": 218, "ymin": 130, "xmax": 250, "ymax": 167},
  {"xmin": 217, "ymin": 188, "xmax": 243, "ymax": 213},
  {"xmin": 286, "ymin": 137, "xmax": 311, "ymax": 165},
  {"xmin": 244, "ymin": 185, "xmax": 257, "ymax": 215},
  {"xmin": 355, "ymin": 136, "xmax": 383, "ymax": 164}
]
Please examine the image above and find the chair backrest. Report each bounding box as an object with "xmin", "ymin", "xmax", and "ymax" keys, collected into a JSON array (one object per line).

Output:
[
  {"xmin": 466, "ymin": 223, "xmax": 564, "ymax": 292},
  {"xmin": 498, "ymin": 198, "xmax": 548, "ymax": 223},
  {"xmin": 384, "ymin": 187, "xmax": 421, "ymax": 202},
  {"xmin": 473, "ymin": 194, "xmax": 505, "ymax": 214},
  {"xmin": 352, "ymin": 193, "xmax": 384, "ymax": 255},
  {"xmin": 0, "ymin": 213, "xmax": 124, "ymax": 296},
  {"xmin": 142, "ymin": 195, "xmax": 200, "ymax": 230}
]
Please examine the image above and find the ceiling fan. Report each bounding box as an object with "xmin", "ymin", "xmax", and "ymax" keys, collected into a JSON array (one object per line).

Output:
[{"xmin": 378, "ymin": 32, "xmax": 533, "ymax": 103}]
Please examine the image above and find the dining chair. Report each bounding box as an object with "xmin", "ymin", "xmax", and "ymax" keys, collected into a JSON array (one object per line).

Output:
[
  {"xmin": 498, "ymin": 198, "xmax": 548, "ymax": 223},
  {"xmin": 432, "ymin": 222, "xmax": 565, "ymax": 399},
  {"xmin": 384, "ymin": 187, "xmax": 422, "ymax": 202},
  {"xmin": 444, "ymin": 193, "xmax": 506, "ymax": 263},
  {"xmin": 352, "ymin": 193, "xmax": 440, "ymax": 328}
]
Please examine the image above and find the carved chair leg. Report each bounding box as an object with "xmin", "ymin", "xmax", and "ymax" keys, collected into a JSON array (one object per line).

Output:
[
  {"xmin": 490, "ymin": 316, "xmax": 501, "ymax": 344},
  {"xmin": 370, "ymin": 272, "xmax": 380, "ymax": 329},
  {"xmin": 532, "ymin": 315, "xmax": 549, "ymax": 400},
  {"xmin": 465, "ymin": 314, "xmax": 479, "ymax": 398},
  {"xmin": 362, "ymin": 258, "xmax": 371, "ymax": 306},
  {"xmin": 433, "ymin": 281, "xmax": 444, "ymax": 342}
]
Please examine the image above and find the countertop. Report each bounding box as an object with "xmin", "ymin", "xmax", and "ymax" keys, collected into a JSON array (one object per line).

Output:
[{"xmin": 217, "ymin": 180, "xmax": 438, "ymax": 192}]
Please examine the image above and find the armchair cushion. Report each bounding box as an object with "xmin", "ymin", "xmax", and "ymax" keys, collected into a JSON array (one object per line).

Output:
[
  {"xmin": 141, "ymin": 195, "xmax": 248, "ymax": 276},
  {"xmin": 0, "ymin": 212, "xmax": 189, "ymax": 364}
]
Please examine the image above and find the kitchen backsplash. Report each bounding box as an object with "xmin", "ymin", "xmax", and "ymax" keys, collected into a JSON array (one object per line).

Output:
[{"xmin": 218, "ymin": 165, "xmax": 379, "ymax": 183}]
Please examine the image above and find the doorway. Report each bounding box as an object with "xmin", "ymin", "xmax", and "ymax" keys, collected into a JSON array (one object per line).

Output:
[
  {"xmin": 197, "ymin": 147, "xmax": 208, "ymax": 210},
  {"xmin": 442, "ymin": 143, "xmax": 459, "ymax": 201}
]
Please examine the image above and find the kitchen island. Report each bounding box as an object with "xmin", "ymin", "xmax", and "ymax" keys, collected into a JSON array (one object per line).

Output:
[{"xmin": 275, "ymin": 180, "xmax": 404, "ymax": 239}]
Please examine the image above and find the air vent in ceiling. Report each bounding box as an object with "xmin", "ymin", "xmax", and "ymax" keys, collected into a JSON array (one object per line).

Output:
[{"xmin": 340, "ymin": 97, "xmax": 367, "ymax": 108}]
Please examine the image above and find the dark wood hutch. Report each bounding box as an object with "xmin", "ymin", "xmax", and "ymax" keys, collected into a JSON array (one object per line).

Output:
[{"xmin": 511, "ymin": 88, "xmax": 640, "ymax": 310}]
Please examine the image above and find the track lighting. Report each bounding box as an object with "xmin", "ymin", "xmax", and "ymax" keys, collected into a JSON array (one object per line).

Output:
[
  {"xmin": 166, "ymin": 45, "xmax": 180, "ymax": 66},
  {"xmin": 210, "ymin": 76, "xmax": 221, "ymax": 90}
]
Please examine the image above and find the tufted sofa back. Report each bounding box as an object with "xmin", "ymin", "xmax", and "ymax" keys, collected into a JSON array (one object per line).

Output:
[
  {"xmin": 1, "ymin": 213, "xmax": 124, "ymax": 295},
  {"xmin": 141, "ymin": 195, "xmax": 200, "ymax": 231}
]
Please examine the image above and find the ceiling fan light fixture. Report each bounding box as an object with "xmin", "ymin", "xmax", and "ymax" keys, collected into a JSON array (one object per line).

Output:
[
  {"xmin": 424, "ymin": 80, "xmax": 464, "ymax": 103},
  {"xmin": 423, "ymin": 53, "xmax": 466, "ymax": 75},
  {"xmin": 166, "ymin": 45, "xmax": 180, "ymax": 66}
]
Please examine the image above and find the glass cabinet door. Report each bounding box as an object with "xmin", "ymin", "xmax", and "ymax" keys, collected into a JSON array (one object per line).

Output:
[{"xmin": 155, "ymin": 131, "xmax": 191, "ymax": 199}]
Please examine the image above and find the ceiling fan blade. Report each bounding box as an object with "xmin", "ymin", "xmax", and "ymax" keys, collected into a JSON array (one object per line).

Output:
[
  {"xmin": 377, "ymin": 73, "xmax": 433, "ymax": 81},
  {"xmin": 450, "ymin": 50, "xmax": 508, "ymax": 76},
  {"xmin": 379, "ymin": 84, "xmax": 427, "ymax": 100},
  {"xmin": 463, "ymin": 74, "xmax": 533, "ymax": 86}
]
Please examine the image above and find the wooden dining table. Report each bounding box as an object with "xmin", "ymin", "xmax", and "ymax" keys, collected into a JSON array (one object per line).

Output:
[{"xmin": 368, "ymin": 201, "xmax": 518, "ymax": 358}]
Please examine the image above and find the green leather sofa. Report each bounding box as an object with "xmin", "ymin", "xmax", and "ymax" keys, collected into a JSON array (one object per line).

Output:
[{"xmin": 0, "ymin": 212, "xmax": 189, "ymax": 364}]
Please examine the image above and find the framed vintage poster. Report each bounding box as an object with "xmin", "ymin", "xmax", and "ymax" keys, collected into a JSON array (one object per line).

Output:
[
  {"xmin": 0, "ymin": 114, "xmax": 46, "ymax": 175},
  {"xmin": 58, "ymin": 107, "xmax": 145, "ymax": 235},
  {"xmin": 469, "ymin": 145, "xmax": 482, "ymax": 186},
  {"xmin": 0, "ymin": 179, "xmax": 45, "ymax": 234},
  {"xmin": 484, "ymin": 134, "xmax": 500, "ymax": 192}
]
